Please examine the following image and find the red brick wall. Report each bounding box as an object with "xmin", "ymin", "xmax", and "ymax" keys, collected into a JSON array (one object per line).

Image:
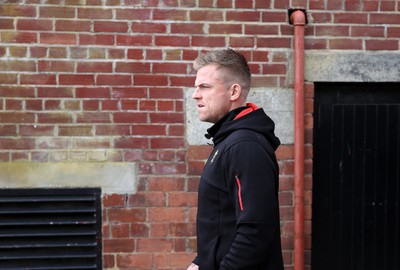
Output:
[{"xmin": 1, "ymin": 0, "xmax": 399, "ymax": 269}]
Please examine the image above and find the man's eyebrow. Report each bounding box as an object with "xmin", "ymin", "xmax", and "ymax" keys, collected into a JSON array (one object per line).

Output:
[{"xmin": 195, "ymin": 83, "xmax": 210, "ymax": 87}]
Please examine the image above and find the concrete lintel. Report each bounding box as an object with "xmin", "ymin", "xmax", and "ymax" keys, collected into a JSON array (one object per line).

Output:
[
  {"xmin": 0, "ymin": 162, "xmax": 137, "ymax": 194},
  {"xmin": 289, "ymin": 51, "xmax": 400, "ymax": 82}
]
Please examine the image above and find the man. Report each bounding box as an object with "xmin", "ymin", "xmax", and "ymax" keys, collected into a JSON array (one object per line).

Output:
[{"xmin": 188, "ymin": 49, "xmax": 284, "ymax": 270}]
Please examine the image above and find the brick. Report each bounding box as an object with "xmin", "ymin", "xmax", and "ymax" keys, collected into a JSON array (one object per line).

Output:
[
  {"xmin": 366, "ymin": 39, "xmax": 398, "ymax": 50},
  {"xmin": 131, "ymin": 22, "xmax": 167, "ymax": 33},
  {"xmin": 244, "ymin": 24, "xmax": 278, "ymax": 35},
  {"xmin": 262, "ymin": 63, "xmax": 287, "ymax": 75},
  {"xmin": 130, "ymin": 223, "xmax": 149, "ymax": 237},
  {"xmin": 59, "ymin": 74, "xmax": 95, "ymax": 86},
  {"xmin": 137, "ymin": 238, "xmax": 173, "ymax": 252},
  {"xmin": 11, "ymin": 152, "xmax": 29, "ymax": 161},
  {"xmin": 76, "ymin": 87, "xmax": 110, "ymax": 98},
  {"xmin": 147, "ymin": 177, "xmax": 185, "ymax": 191},
  {"xmin": 153, "ymin": 9, "xmax": 187, "ymax": 20},
  {"xmin": 115, "ymin": 62, "xmax": 151, "ymax": 73},
  {"xmin": 0, "ymin": 5, "xmax": 36, "ymax": 17},
  {"xmin": 0, "ymin": 60, "xmax": 36, "ymax": 72},
  {"xmin": 128, "ymin": 192, "xmax": 166, "ymax": 207},
  {"xmin": 151, "ymin": 138, "xmax": 185, "ymax": 149},
  {"xmin": 371, "ymin": 13, "xmax": 400, "ymax": 24},
  {"xmin": 111, "ymin": 87, "xmax": 147, "ymax": 99},
  {"xmin": 0, "ymin": 32, "xmax": 37, "ymax": 43},
  {"xmin": 150, "ymin": 112, "xmax": 184, "ymax": 123},
  {"xmin": 0, "ymin": 125, "xmax": 17, "ymax": 136},
  {"xmin": 77, "ymin": 62, "xmax": 113, "ymax": 73},
  {"xmin": 6, "ymin": 99, "xmax": 23, "ymax": 110},
  {"xmin": 229, "ymin": 36, "xmax": 255, "ymax": 48},
  {"xmin": 388, "ymin": 27, "xmax": 400, "ymax": 38},
  {"xmin": 44, "ymin": 100, "xmax": 61, "ymax": 110},
  {"xmin": 77, "ymin": 8, "xmax": 113, "ymax": 19},
  {"xmin": 257, "ymin": 37, "xmax": 291, "ymax": 48},
  {"xmin": 0, "ymin": 112, "xmax": 35, "ymax": 123},
  {"xmin": 110, "ymin": 223, "xmax": 130, "ymax": 238},
  {"xmin": 149, "ymin": 87, "xmax": 182, "ymax": 99},
  {"xmin": 0, "ymin": 138, "xmax": 35, "ymax": 149},
  {"xmin": 305, "ymin": 38, "xmax": 328, "ymax": 50},
  {"xmin": 113, "ymin": 112, "xmax": 147, "ymax": 123},
  {"xmin": 94, "ymin": 21, "xmax": 129, "ymax": 33},
  {"xmin": 127, "ymin": 49, "xmax": 143, "ymax": 60},
  {"xmin": 55, "ymin": 20, "xmax": 91, "ymax": 32},
  {"xmin": 17, "ymin": 19, "xmax": 53, "ymax": 31},
  {"xmin": 76, "ymin": 112, "xmax": 111, "ymax": 123},
  {"xmin": 158, "ymin": 101, "xmax": 175, "ymax": 112},
  {"xmin": 190, "ymin": 10, "xmax": 224, "ymax": 21},
  {"xmin": 116, "ymin": 254, "xmax": 153, "ymax": 269},
  {"xmin": 254, "ymin": 0, "xmax": 270, "ymax": 8},
  {"xmin": 120, "ymin": 100, "xmax": 138, "ymax": 110},
  {"xmin": 37, "ymin": 113, "xmax": 72, "ymax": 123},
  {"xmin": 39, "ymin": 6, "xmax": 75, "ymax": 18},
  {"xmin": 152, "ymin": 62, "xmax": 188, "ymax": 74},
  {"xmin": 74, "ymin": 138, "xmax": 110, "ymax": 148},
  {"xmin": 0, "ymin": 87, "xmax": 35, "ymax": 98},
  {"xmin": 9, "ymin": 46, "xmax": 27, "ymax": 57},
  {"xmin": 104, "ymin": 239, "xmax": 135, "ymax": 253},
  {"xmin": 351, "ymin": 26, "xmax": 385, "ymax": 37},
  {"xmin": 334, "ymin": 12, "xmax": 368, "ymax": 24},
  {"xmin": 153, "ymin": 162, "xmax": 186, "ymax": 174},
  {"xmin": 116, "ymin": 35, "xmax": 152, "ymax": 46},
  {"xmin": 0, "ymin": 18, "xmax": 14, "ymax": 30},
  {"xmin": 261, "ymin": 11, "xmax": 287, "ymax": 22},
  {"xmin": 19, "ymin": 125, "xmax": 55, "ymax": 136},
  {"xmin": 168, "ymin": 192, "xmax": 197, "ymax": 207},
  {"xmin": 49, "ymin": 47, "xmax": 67, "ymax": 58},
  {"xmin": 329, "ymin": 38, "xmax": 362, "ymax": 50},
  {"xmin": 139, "ymin": 100, "xmax": 156, "ymax": 111},
  {"xmin": 58, "ymin": 126, "xmax": 93, "ymax": 136},
  {"xmin": 79, "ymin": 34, "xmax": 115, "ymax": 45},
  {"xmin": 315, "ymin": 25, "xmax": 349, "ymax": 36},
  {"xmin": 108, "ymin": 48, "xmax": 125, "ymax": 59},
  {"xmin": 20, "ymin": 74, "xmax": 57, "ymax": 85},
  {"xmin": 101, "ymin": 100, "xmax": 119, "ymax": 110},
  {"xmin": 132, "ymin": 125, "xmax": 166, "ymax": 136},
  {"xmin": 171, "ymin": 23, "xmax": 204, "ymax": 34},
  {"xmin": 114, "ymin": 137, "xmax": 148, "ymax": 149},
  {"xmin": 155, "ymin": 35, "xmax": 190, "ymax": 47},
  {"xmin": 134, "ymin": 75, "xmax": 168, "ymax": 86},
  {"xmin": 38, "ymin": 87, "xmax": 73, "ymax": 98},
  {"xmin": 38, "ymin": 60, "xmax": 74, "ymax": 72},
  {"xmin": 170, "ymin": 222, "xmax": 196, "ymax": 237},
  {"xmin": 95, "ymin": 125, "xmax": 131, "ymax": 136},
  {"xmin": 148, "ymin": 207, "xmax": 185, "ymax": 222},
  {"xmin": 108, "ymin": 206, "xmax": 147, "ymax": 223},
  {"xmin": 145, "ymin": 49, "xmax": 163, "ymax": 60},
  {"xmin": 116, "ymin": 8, "xmax": 152, "ymax": 20},
  {"xmin": 227, "ymin": 11, "xmax": 261, "ymax": 22},
  {"xmin": 97, "ymin": 75, "xmax": 132, "ymax": 86},
  {"xmin": 40, "ymin": 33, "xmax": 76, "ymax": 45},
  {"xmin": 191, "ymin": 36, "xmax": 226, "ymax": 47},
  {"xmin": 362, "ymin": 1, "xmax": 379, "ymax": 11}
]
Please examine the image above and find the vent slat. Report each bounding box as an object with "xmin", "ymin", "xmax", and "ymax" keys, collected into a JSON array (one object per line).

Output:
[{"xmin": 0, "ymin": 188, "xmax": 102, "ymax": 269}]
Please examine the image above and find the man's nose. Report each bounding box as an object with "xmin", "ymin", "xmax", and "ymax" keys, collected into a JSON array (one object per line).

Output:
[{"xmin": 192, "ymin": 88, "xmax": 200, "ymax": 99}]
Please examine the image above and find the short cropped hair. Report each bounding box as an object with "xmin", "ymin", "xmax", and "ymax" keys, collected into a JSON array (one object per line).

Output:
[{"xmin": 193, "ymin": 48, "xmax": 251, "ymax": 93}]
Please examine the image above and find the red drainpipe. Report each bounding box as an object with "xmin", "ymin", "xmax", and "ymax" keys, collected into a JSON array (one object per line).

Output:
[{"xmin": 290, "ymin": 9, "xmax": 306, "ymax": 270}]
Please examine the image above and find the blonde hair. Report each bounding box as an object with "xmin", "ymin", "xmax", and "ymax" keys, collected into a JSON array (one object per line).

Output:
[{"xmin": 193, "ymin": 48, "xmax": 251, "ymax": 93}]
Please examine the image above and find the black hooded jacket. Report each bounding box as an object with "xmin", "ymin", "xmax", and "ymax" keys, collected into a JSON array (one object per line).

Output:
[{"xmin": 193, "ymin": 104, "xmax": 284, "ymax": 270}]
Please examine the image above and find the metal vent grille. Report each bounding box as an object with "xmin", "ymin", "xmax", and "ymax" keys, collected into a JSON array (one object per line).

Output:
[{"xmin": 0, "ymin": 188, "xmax": 102, "ymax": 270}]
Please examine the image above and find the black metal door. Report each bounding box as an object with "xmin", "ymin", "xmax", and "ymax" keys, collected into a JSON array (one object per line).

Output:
[{"xmin": 312, "ymin": 83, "xmax": 400, "ymax": 270}]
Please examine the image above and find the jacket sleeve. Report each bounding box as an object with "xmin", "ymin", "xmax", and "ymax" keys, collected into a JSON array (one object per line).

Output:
[{"xmin": 220, "ymin": 141, "xmax": 280, "ymax": 269}]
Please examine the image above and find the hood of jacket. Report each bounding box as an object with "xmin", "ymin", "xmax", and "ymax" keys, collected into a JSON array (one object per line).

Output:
[{"xmin": 205, "ymin": 103, "xmax": 280, "ymax": 150}]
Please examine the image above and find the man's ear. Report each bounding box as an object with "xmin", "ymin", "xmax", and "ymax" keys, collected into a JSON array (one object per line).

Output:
[{"xmin": 229, "ymin": 83, "xmax": 241, "ymax": 101}]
